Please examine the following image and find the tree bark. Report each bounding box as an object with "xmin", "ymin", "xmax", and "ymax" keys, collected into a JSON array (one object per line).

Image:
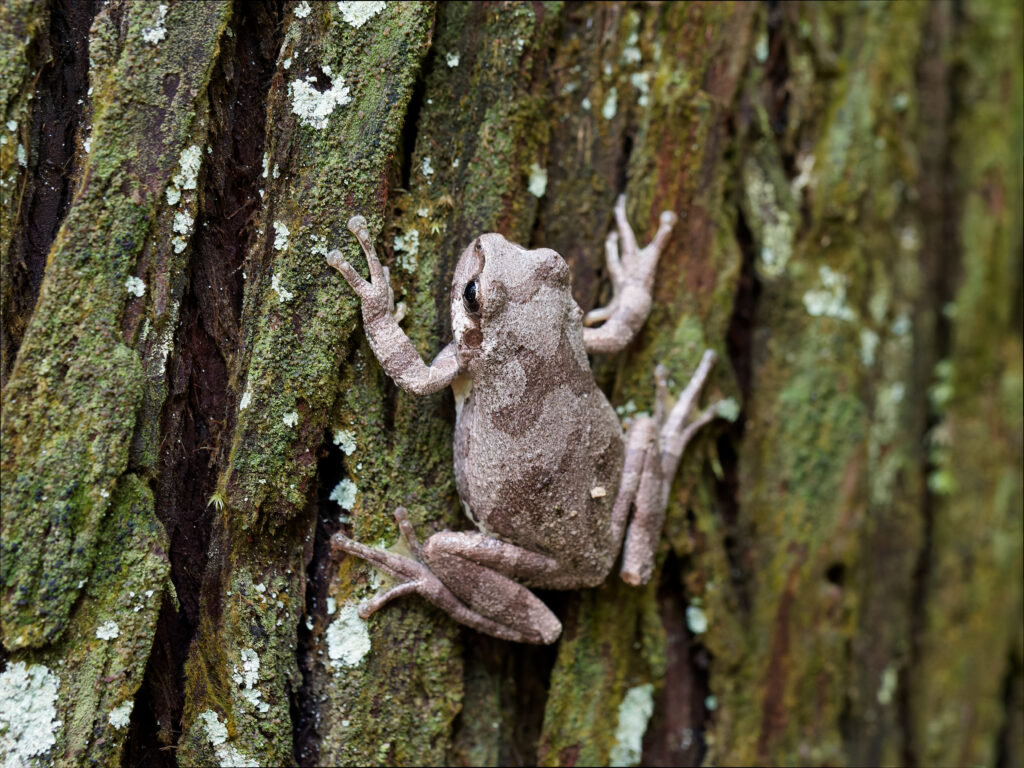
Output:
[{"xmin": 1, "ymin": 2, "xmax": 1020, "ymax": 767}]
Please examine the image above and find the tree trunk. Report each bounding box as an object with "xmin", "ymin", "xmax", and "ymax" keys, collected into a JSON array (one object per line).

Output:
[{"xmin": 1, "ymin": 2, "xmax": 1020, "ymax": 766}]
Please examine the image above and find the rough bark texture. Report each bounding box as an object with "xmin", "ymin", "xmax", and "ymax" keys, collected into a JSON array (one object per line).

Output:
[{"xmin": 0, "ymin": 2, "xmax": 1020, "ymax": 767}]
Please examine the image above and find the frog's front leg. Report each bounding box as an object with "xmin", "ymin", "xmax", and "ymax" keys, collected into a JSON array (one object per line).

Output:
[
  {"xmin": 620, "ymin": 349, "xmax": 720, "ymax": 586},
  {"xmin": 583, "ymin": 195, "xmax": 678, "ymax": 355},
  {"xmin": 327, "ymin": 215, "xmax": 459, "ymax": 396},
  {"xmin": 331, "ymin": 509, "xmax": 564, "ymax": 645}
]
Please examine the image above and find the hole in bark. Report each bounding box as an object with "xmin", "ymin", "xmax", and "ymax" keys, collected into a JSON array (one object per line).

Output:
[{"xmin": 825, "ymin": 562, "xmax": 846, "ymax": 587}]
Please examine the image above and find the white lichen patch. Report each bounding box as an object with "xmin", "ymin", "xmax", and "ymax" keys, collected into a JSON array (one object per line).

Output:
[
  {"xmin": 329, "ymin": 479, "xmax": 357, "ymax": 510},
  {"xmin": 232, "ymin": 649, "xmax": 269, "ymax": 714},
  {"xmin": 309, "ymin": 233, "xmax": 329, "ymax": 257},
  {"xmin": 108, "ymin": 700, "xmax": 133, "ymax": 730},
  {"xmin": 685, "ymin": 604, "xmax": 707, "ymax": 634},
  {"xmin": 282, "ymin": 411, "xmax": 299, "ymax": 428},
  {"xmin": 17, "ymin": 143, "xmax": 27, "ymax": 167},
  {"xmin": 714, "ymin": 397, "xmax": 740, "ymax": 422},
  {"xmin": 876, "ymin": 664, "xmax": 898, "ymax": 705},
  {"xmin": 527, "ymin": 163, "xmax": 547, "ymax": 198},
  {"xmin": 754, "ymin": 32, "xmax": 769, "ymax": 63},
  {"xmin": 125, "ymin": 276, "xmax": 146, "ymax": 298},
  {"xmin": 0, "ymin": 662, "xmax": 61, "ymax": 766},
  {"xmin": 338, "ymin": 1, "xmax": 385, "ymax": 27},
  {"xmin": 289, "ymin": 74, "xmax": 352, "ymax": 130},
  {"xmin": 172, "ymin": 145, "xmax": 202, "ymax": 191},
  {"xmin": 608, "ymin": 683, "xmax": 655, "ymax": 767},
  {"xmin": 743, "ymin": 158, "xmax": 794, "ymax": 278},
  {"xmin": 165, "ymin": 186, "xmax": 181, "ymax": 206},
  {"xmin": 859, "ymin": 328, "xmax": 880, "ymax": 366},
  {"xmin": 142, "ymin": 4, "xmax": 168, "ymax": 45},
  {"xmin": 333, "ymin": 428, "xmax": 357, "ymax": 455},
  {"xmin": 173, "ymin": 211, "xmax": 194, "ymax": 236},
  {"xmin": 393, "ymin": 229, "xmax": 419, "ymax": 273},
  {"xmin": 239, "ymin": 382, "xmax": 253, "ymax": 411},
  {"xmin": 294, "ymin": 0, "xmax": 312, "ymax": 18},
  {"xmin": 581, "ymin": 96, "xmax": 592, "ymax": 111},
  {"xmin": 446, "ymin": 51, "xmax": 460, "ymax": 68},
  {"xmin": 96, "ymin": 619, "xmax": 120, "ymax": 640},
  {"xmin": 602, "ymin": 86, "xmax": 618, "ymax": 120},
  {"xmin": 326, "ymin": 603, "xmax": 371, "ymax": 668},
  {"xmin": 421, "ymin": 156, "xmax": 434, "ymax": 178},
  {"xmin": 628, "ymin": 71, "xmax": 651, "ymax": 107},
  {"xmin": 273, "ymin": 220, "xmax": 290, "ymax": 251},
  {"xmin": 416, "ymin": 207, "xmax": 430, "ymax": 218},
  {"xmin": 326, "ymin": 597, "xmax": 337, "ymax": 615},
  {"xmin": 802, "ymin": 266, "xmax": 856, "ymax": 322},
  {"xmin": 271, "ymin": 273, "xmax": 294, "ymax": 303},
  {"xmin": 5, "ymin": 120, "xmax": 15, "ymax": 132},
  {"xmin": 199, "ymin": 710, "xmax": 259, "ymax": 768}
]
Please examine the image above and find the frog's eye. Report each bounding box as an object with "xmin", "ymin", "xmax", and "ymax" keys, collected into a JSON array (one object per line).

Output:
[{"xmin": 463, "ymin": 278, "xmax": 480, "ymax": 315}]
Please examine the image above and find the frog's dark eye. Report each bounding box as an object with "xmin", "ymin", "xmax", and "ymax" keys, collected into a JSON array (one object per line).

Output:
[{"xmin": 463, "ymin": 278, "xmax": 480, "ymax": 315}]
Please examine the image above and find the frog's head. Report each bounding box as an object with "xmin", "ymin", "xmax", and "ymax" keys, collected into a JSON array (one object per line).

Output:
[{"xmin": 451, "ymin": 233, "xmax": 581, "ymax": 373}]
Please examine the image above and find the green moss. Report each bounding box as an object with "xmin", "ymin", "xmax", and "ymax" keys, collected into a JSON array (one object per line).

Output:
[
  {"xmin": 6, "ymin": 474, "xmax": 170, "ymax": 766},
  {"xmin": 0, "ymin": 2, "xmax": 230, "ymax": 651},
  {"xmin": 911, "ymin": 0, "xmax": 1024, "ymax": 763}
]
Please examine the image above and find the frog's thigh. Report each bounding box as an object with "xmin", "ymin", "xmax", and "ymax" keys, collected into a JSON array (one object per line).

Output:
[{"xmin": 422, "ymin": 532, "xmax": 562, "ymax": 644}]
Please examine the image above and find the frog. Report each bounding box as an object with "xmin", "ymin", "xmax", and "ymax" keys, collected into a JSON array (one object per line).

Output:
[{"xmin": 325, "ymin": 195, "xmax": 721, "ymax": 645}]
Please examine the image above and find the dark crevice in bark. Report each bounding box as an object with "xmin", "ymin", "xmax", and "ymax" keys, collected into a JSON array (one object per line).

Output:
[
  {"xmin": 717, "ymin": 208, "xmax": 758, "ymax": 618},
  {"xmin": 993, "ymin": 647, "xmax": 1023, "ymax": 768},
  {"xmin": 763, "ymin": 0, "xmax": 793, "ymax": 169},
  {"xmin": 449, "ymin": 630, "xmax": 559, "ymax": 767},
  {"xmin": 293, "ymin": 433, "xmax": 347, "ymax": 767},
  {"xmin": 643, "ymin": 551, "xmax": 710, "ymax": 767},
  {"xmin": 1, "ymin": 0, "xmax": 97, "ymax": 385},
  {"xmin": 902, "ymin": 2, "xmax": 961, "ymax": 765},
  {"xmin": 122, "ymin": 2, "xmax": 281, "ymax": 764}
]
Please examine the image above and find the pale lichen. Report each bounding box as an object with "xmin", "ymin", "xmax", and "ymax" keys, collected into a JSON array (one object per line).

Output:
[
  {"xmin": 333, "ymin": 429, "xmax": 357, "ymax": 455},
  {"xmin": 802, "ymin": 266, "xmax": 857, "ymax": 321},
  {"xmin": 0, "ymin": 662, "xmax": 61, "ymax": 766},
  {"xmin": 393, "ymin": 229, "xmax": 420, "ymax": 273},
  {"xmin": 602, "ymin": 86, "xmax": 618, "ymax": 120},
  {"xmin": 108, "ymin": 701, "xmax": 133, "ymax": 730},
  {"xmin": 124, "ymin": 276, "xmax": 146, "ymax": 298},
  {"xmin": 337, "ymin": 1, "xmax": 385, "ymax": 28},
  {"xmin": 141, "ymin": 4, "xmax": 169, "ymax": 45},
  {"xmin": 528, "ymin": 163, "xmax": 548, "ymax": 198},
  {"xmin": 271, "ymin": 273, "xmax": 294, "ymax": 303},
  {"xmin": 289, "ymin": 75, "xmax": 352, "ymax": 130},
  {"xmin": 329, "ymin": 479, "xmax": 357, "ymax": 510},
  {"xmin": 608, "ymin": 683, "xmax": 655, "ymax": 767},
  {"xmin": 326, "ymin": 603, "xmax": 371, "ymax": 669}
]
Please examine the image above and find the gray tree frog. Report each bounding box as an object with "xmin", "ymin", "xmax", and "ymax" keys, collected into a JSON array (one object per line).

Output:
[{"xmin": 325, "ymin": 196, "xmax": 721, "ymax": 644}]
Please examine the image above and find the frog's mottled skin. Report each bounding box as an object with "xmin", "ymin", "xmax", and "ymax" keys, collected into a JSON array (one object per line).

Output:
[{"xmin": 326, "ymin": 197, "xmax": 719, "ymax": 644}]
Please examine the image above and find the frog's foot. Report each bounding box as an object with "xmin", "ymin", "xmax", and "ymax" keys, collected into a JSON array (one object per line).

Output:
[
  {"xmin": 584, "ymin": 194, "xmax": 677, "ymax": 327},
  {"xmin": 657, "ymin": 349, "xmax": 720, "ymax": 481},
  {"xmin": 329, "ymin": 510, "xmax": 436, "ymax": 619},
  {"xmin": 331, "ymin": 509, "xmax": 561, "ymax": 644}
]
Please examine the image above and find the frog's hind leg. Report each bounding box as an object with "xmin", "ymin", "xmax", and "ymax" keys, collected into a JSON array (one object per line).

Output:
[
  {"xmin": 331, "ymin": 509, "xmax": 563, "ymax": 645},
  {"xmin": 620, "ymin": 350, "xmax": 718, "ymax": 586},
  {"xmin": 420, "ymin": 531, "xmax": 566, "ymax": 645}
]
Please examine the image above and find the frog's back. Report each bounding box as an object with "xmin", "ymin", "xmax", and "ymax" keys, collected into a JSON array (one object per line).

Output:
[{"xmin": 453, "ymin": 324, "xmax": 625, "ymax": 582}]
